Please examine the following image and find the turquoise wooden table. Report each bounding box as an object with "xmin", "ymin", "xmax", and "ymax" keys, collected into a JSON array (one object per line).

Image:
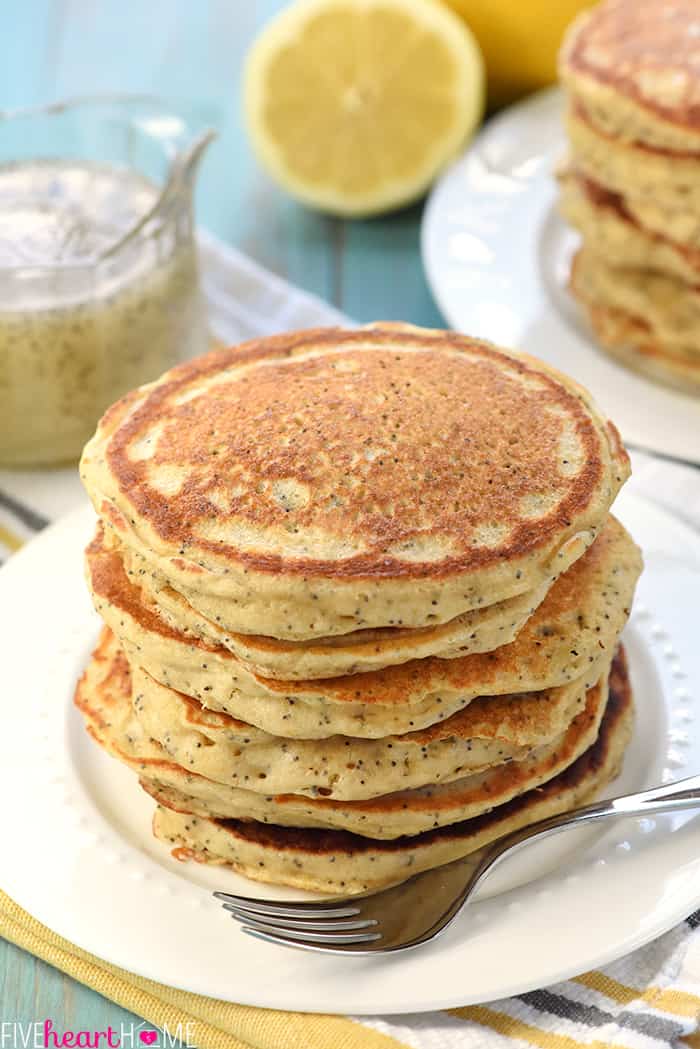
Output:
[{"xmin": 0, "ymin": 0, "xmax": 444, "ymax": 1030}]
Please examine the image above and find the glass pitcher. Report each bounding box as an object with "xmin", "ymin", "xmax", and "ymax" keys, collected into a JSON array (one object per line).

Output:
[{"xmin": 0, "ymin": 95, "xmax": 215, "ymax": 467}]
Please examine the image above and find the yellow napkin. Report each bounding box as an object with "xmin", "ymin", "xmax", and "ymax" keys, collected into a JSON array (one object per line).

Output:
[
  {"xmin": 5, "ymin": 881, "xmax": 700, "ymax": 1049},
  {"xmin": 0, "ymin": 889, "xmax": 402, "ymax": 1049}
]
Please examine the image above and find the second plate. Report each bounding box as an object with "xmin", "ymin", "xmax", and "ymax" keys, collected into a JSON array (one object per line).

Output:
[{"xmin": 422, "ymin": 87, "xmax": 700, "ymax": 466}]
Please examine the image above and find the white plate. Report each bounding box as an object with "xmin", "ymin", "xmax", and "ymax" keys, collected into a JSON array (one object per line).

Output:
[
  {"xmin": 1, "ymin": 492, "xmax": 699, "ymax": 1014},
  {"xmin": 422, "ymin": 87, "xmax": 700, "ymax": 466}
]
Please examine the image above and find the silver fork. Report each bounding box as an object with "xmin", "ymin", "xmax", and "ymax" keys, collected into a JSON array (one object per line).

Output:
[{"xmin": 214, "ymin": 773, "xmax": 700, "ymax": 955}]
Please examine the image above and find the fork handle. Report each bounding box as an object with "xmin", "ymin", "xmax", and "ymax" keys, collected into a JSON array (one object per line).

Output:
[{"xmin": 471, "ymin": 772, "xmax": 700, "ymax": 893}]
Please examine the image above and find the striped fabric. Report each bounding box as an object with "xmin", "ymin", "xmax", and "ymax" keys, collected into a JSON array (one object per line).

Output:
[
  {"xmin": 0, "ymin": 488, "xmax": 49, "ymax": 561},
  {"xmin": 357, "ymin": 920, "xmax": 700, "ymax": 1046},
  {"xmin": 0, "ymin": 231, "xmax": 698, "ymax": 1046},
  {"xmin": 1, "ymin": 878, "xmax": 700, "ymax": 1049}
]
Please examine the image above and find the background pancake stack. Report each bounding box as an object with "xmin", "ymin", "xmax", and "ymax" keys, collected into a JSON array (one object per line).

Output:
[
  {"xmin": 558, "ymin": 0, "xmax": 700, "ymax": 396},
  {"xmin": 76, "ymin": 323, "xmax": 641, "ymax": 894}
]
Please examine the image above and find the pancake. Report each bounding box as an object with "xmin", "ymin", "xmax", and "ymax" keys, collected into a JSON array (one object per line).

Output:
[
  {"xmin": 560, "ymin": 168, "xmax": 700, "ymax": 253},
  {"xmin": 566, "ymin": 106, "xmax": 700, "ymax": 216},
  {"xmin": 611, "ymin": 195, "xmax": 700, "ymax": 255},
  {"xmin": 571, "ymin": 247, "xmax": 700, "ymax": 350},
  {"xmin": 570, "ymin": 290, "xmax": 700, "ymax": 395},
  {"xmin": 150, "ymin": 649, "xmax": 633, "ymax": 894},
  {"xmin": 560, "ymin": 0, "xmax": 700, "ymax": 152},
  {"xmin": 138, "ymin": 675, "xmax": 608, "ymax": 838},
  {"xmin": 120, "ymin": 536, "xmax": 552, "ymax": 680},
  {"xmin": 570, "ymin": 247, "xmax": 700, "ymax": 394},
  {"xmin": 582, "ymin": 310, "xmax": 700, "ymax": 395},
  {"xmin": 558, "ymin": 170, "xmax": 700, "ymax": 285},
  {"xmin": 132, "ymin": 652, "xmax": 594, "ymax": 800},
  {"xmin": 74, "ymin": 628, "xmax": 612, "ymax": 839},
  {"xmin": 80, "ymin": 323, "xmax": 629, "ymax": 641},
  {"xmin": 86, "ymin": 515, "xmax": 641, "ymax": 739}
]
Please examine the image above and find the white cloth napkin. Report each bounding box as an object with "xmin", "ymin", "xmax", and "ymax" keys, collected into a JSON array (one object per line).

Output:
[{"xmin": 0, "ymin": 229, "xmax": 698, "ymax": 1047}]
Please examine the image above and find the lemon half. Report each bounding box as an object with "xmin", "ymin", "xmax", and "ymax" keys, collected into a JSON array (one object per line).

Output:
[{"xmin": 244, "ymin": 0, "xmax": 484, "ymax": 217}]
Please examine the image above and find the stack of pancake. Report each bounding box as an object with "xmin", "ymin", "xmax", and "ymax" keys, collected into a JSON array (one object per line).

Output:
[
  {"xmin": 558, "ymin": 0, "xmax": 700, "ymax": 395},
  {"xmin": 76, "ymin": 323, "xmax": 641, "ymax": 894}
]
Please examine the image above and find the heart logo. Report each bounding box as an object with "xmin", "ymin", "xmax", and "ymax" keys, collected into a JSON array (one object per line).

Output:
[{"xmin": 139, "ymin": 1033, "xmax": 158, "ymax": 1045}]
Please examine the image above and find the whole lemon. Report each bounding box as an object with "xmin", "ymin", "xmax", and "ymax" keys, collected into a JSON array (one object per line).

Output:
[{"xmin": 438, "ymin": 0, "xmax": 595, "ymax": 107}]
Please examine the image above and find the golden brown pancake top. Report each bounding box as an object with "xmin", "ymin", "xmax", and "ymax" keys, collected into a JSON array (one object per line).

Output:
[
  {"xmin": 91, "ymin": 326, "xmax": 623, "ymax": 580},
  {"xmin": 563, "ymin": 0, "xmax": 700, "ymax": 131}
]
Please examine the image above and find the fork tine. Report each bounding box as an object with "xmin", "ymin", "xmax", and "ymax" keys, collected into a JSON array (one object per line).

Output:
[
  {"xmin": 240, "ymin": 920, "xmax": 382, "ymax": 946},
  {"xmin": 226, "ymin": 907, "xmax": 377, "ymax": 932},
  {"xmin": 213, "ymin": 891, "xmax": 361, "ymax": 919}
]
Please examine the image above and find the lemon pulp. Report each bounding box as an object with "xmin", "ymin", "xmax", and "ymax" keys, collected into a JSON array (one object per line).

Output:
[{"xmin": 244, "ymin": 0, "xmax": 484, "ymax": 217}]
